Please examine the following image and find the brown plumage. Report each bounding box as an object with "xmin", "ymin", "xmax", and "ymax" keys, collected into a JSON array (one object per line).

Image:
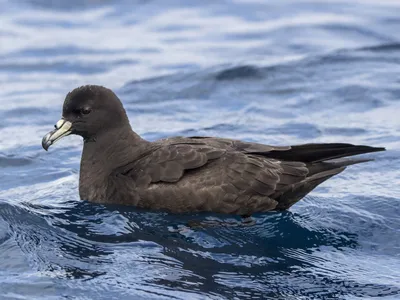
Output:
[{"xmin": 42, "ymin": 85, "xmax": 385, "ymax": 215}]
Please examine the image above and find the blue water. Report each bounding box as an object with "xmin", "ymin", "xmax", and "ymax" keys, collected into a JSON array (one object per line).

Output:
[{"xmin": 1, "ymin": 0, "xmax": 400, "ymax": 299}]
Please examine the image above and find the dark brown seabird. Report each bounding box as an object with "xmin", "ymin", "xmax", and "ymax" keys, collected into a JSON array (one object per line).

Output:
[{"xmin": 42, "ymin": 85, "xmax": 385, "ymax": 215}]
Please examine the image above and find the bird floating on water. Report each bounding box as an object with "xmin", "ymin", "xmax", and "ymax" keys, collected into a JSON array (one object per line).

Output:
[{"xmin": 42, "ymin": 85, "xmax": 385, "ymax": 215}]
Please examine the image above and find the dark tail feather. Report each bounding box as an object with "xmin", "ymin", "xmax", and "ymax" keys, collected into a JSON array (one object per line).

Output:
[
  {"xmin": 275, "ymin": 157, "xmax": 377, "ymax": 210},
  {"xmin": 307, "ymin": 157, "xmax": 373, "ymax": 176},
  {"xmin": 263, "ymin": 143, "xmax": 385, "ymax": 163}
]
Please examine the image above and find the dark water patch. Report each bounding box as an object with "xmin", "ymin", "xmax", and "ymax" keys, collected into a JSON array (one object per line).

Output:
[
  {"xmin": 333, "ymin": 85, "xmax": 385, "ymax": 107},
  {"xmin": 301, "ymin": 50, "xmax": 400, "ymax": 70},
  {"xmin": 360, "ymin": 42, "xmax": 400, "ymax": 52},
  {"xmin": 0, "ymin": 154, "xmax": 34, "ymax": 167},
  {"xmin": 224, "ymin": 31, "xmax": 273, "ymax": 42},
  {"xmin": 202, "ymin": 123, "xmax": 242, "ymax": 133},
  {"xmin": 156, "ymin": 24, "xmax": 202, "ymax": 33},
  {"xmin": 215, "ymin": 65, "xmax": 264, "ymax": 81},
  {"xmin": 321, "ymin": 24, "xmax": 394, "ymax": 43},
  {"xmin": 121, "ymin": 72, "xmax": 217, "ymax": 104}
]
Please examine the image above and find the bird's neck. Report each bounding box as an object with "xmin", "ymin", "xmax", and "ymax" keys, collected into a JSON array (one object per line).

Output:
[{"xmin": 79, "ymin": 126, "xmax": 149, "ymax": 201}]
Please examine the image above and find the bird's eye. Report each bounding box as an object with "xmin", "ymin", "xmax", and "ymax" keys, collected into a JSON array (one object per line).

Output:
[{"xmin": 81, "ymin": 107, "xmax": 91, "ymax": 115}]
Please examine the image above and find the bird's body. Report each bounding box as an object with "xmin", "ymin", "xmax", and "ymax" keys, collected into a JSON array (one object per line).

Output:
[{"xmin": 42, "ymin": 85, "xmax": 385, "ymax": 215}]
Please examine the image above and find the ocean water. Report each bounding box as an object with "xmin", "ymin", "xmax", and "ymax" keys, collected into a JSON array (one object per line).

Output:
[{"xmin": 1, "ymin": 0, "xmax": 400, "ymax": 299}]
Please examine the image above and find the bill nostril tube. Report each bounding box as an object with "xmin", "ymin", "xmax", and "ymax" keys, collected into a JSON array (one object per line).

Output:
[{"xmin": 56, "ymin": 119, "xmax": 65, "ymax": 129}]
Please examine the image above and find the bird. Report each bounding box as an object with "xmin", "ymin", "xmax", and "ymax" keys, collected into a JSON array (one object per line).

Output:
[{"xmin": 42, "ymin": 85, "xmax": 385, "ymax": 216}]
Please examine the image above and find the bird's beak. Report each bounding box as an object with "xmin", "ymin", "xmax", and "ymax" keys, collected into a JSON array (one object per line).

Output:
[{"xmin": 42, "ymin": 119, "xmax": 72, "ymax": 151}]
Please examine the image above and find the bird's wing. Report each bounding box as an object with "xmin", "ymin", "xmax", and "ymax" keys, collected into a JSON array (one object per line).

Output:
[
  {"xmin": 114, "ymin": 142, "xmax": 312, "ymax": 213},
  {"xmin": 116, "ymin": 143, "xmax": 226, "ymax": 184}
]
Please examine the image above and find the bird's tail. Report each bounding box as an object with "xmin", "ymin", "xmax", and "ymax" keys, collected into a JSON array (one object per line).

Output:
[
  {"xmin": 264, "ymin": 143, "xmax": 385, "ymax": 163},
  {"xmin": 274, "ymin": 151, "xmax": 384, "ymax": 211}
]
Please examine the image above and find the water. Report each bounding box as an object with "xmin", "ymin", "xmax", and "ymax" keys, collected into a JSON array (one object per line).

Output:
[{"xmin": 1, "ymin": 0, "xmax": 400, "ymax": 299}]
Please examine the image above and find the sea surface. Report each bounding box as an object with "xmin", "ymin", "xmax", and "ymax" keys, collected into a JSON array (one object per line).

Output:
[{"xmin": 1, "ymin": 0, "xmax": 400, "ymax": 299}]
